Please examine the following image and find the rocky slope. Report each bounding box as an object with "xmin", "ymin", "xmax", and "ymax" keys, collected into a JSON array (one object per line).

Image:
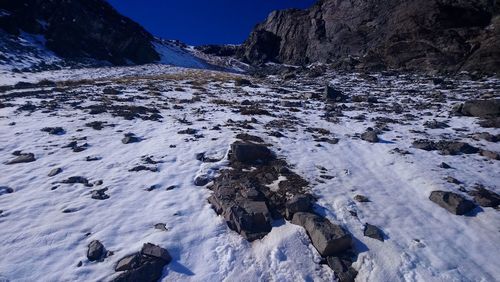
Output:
[
  {"xmin": 240, "ymin": 0, "xmax": 500, "ymax": 74},
  {"xmin": 0, "ymin": 0, "xmax": 159, "ymax": 65}
]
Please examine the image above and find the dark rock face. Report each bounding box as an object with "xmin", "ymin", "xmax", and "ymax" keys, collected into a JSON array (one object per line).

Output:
[
  {"xmin": 429, "ymin": 191, "xmax": 476, "ymax": 215},
  {"xmin": 240, "ymin": 0, "xmax": 499, "ymax": 73},
  {"xmin": 0, "ymin": 0, "xmax": 159, "ymax": 65},
  {"xmin": 291, "ymin": 212, "xmax": 352, "ymax": 256}
]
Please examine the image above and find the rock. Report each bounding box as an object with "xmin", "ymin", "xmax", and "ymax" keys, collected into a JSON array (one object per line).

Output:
[
  {"xmin": 61, "ymin": 176, "xmax": 90, "ymax": 185},
  {"xmin": 446, "ymin": 176, "xmax": 462, "ymax": 185},
  {"xmin": 0, "ymin": 186, "xmax": 14, "ymax": 196},
  {"xmin": 327, "ymin": 256, "xmax": 358, "ymax": 282},
  {"xmin": 480, "ymin": 150, "xmax": 500, "ymax": 160},
  {"xmin": 412, "ymin": 140, "xmax": 479, "ymax": 155},
  {"xmin": 239, "ymin": 0, "xmax": 499, "ymax": 73},
  {"xmin": 235, "ymin": 78, "xmax": 252, "ymax": 86},
  {"xmin": 459, "ymin": 99, "xmax": 500, "ymax": 118},
  {"xmin": 230, "ymin": 142, "xmax": 273, "ymax": 164},
  {"xmin": 194, "ymin": 175, "xmax": 210, "ymax": 186},
  {"xmin": 324, "ymin": 86, "xmax": 346, "ymax": 102},
  {"xmin": 291, "ymin": 212, "xmax": 351, "ymax": 256},
  {"xmin": 122, "ymin": 134, "xmax": 141, "ymax": 144},
  {"xmin": 115, "ymin": 254, "xmax": 141, "ymax": 271},
  {"xmin": 48, "ymin": 167, "xmax": 62, "ymax": 177},
  {"xmin": 87, "ymin": 240, "xmax": 105, "ymax": 261},
  {"xmin": 154, "ymin": 223, "xmax": 168, "ymax": 231},
  {"xmin": 41, "ymin": 127, "xmax": 65, "ymax": 135},
  {"xmin": 353, "ymin": 195, "xmax": 370, "ymax": 203},
  {"xmin": 5, "ymin": 153, "xmax": 36, "ymax": 165},
  {"xmin": 0, "ymin": 0, "xmax": 160, "ymax": 66},
  {"xmin": 472, "ymin": 132, "xmax": 499, "ymax": 143},
  {"xmin": 91, "ymin": 188, "xmax": 109, "ymax": 200},
  {"xmin": 285, "ymin": 195, "xmax": 312, "ymax": 219},
  {"xmin": 423, "ymin": 120, "xmax": 449, "ymax": 129},
  {"xmin": 468, "ymin": 187, "xmax": 500, "ymax": 208},
  {"xmin": 360, "ymin": 130, "xmax": 379, "ymax": 143},
  {"xmin": 363, "ymin": 223, "xmax": 384, "ymax": 242},
  {"xmin": 141, "ymin": 243, "xmax": 172, "ymax": 263},
  {"xmin": 429, "ymin": 191, "xmax": 476, "ymax": 215},
  {"xmin": 112, "ymin": 257, "xmax": 166, "ymax": 282},
  {"xmin": 439, "ymin": 162, "xmax": 452, "ymax": 169}
]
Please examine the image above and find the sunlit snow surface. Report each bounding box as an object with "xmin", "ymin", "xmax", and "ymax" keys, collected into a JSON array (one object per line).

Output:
[{"xmin": 0, "ymin": 65, "xmax": 499, "ymax": 281}]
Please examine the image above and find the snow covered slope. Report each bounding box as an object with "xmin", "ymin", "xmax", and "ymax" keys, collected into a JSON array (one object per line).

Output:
[{"xmin": 0, "ymin": 66, "xmax": 499, "ymax": 281}]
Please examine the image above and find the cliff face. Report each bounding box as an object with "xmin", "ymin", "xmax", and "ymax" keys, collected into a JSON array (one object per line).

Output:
[
  {"xmin": 0, "ymin": 0, "xmax": 160, "ymax": 65},
  {"xmin": 241, "ymin": 0, "xmax": 499, "ymax": 73}
]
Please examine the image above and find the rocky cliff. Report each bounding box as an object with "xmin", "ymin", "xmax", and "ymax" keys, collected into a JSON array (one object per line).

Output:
[
  {"xmin": 241, "ymin": 0, "xmax": 500, "ymax": 74},
  {"xmin": 0, "ymin": 0, "xmax": 160, "ymax": 65}
]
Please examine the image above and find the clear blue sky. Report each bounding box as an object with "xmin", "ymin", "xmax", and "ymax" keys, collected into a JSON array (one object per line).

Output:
[{"xmin": 106, "ymin": 0, "xmax": 317, "ymax": 46}]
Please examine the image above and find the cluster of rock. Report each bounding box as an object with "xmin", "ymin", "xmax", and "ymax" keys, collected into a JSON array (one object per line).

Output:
[
  {"xmin": 208, "ymin": 135, "xmax": 358, "ymax": 281},
  {"xmin": 240, "ymin": 0, "xmax": 500, "ymax": 74}
]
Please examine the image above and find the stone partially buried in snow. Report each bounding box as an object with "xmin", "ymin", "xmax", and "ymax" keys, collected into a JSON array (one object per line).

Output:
[
  {"xmin": 429, "ymin": 191, "xmax": 476, "ymax": 215},
  {"xmin": 230, "ymin": 142, "xmax": 273, "ymax": 164},
  {"xmin": 468, "ymin": 187, "xmax": 500, "ymax": 208},
  {"xmin": 141, "ymin": 243, "xmax": 172, "ymax": 263},
  {"xmin": 327, "ymin": 256, "xmax": 358, "ymax": 282},
  {"xmin": 5, "ymin": 153, "xmax": 36, "ymax": 165},
  {"xmin": 363, "ymin": 223, "xmax": 384, "ymax": 241},
  {"xmin": 48, "ymin": 167, "xmax": 62, "ymax": 177},
  {"xmin": 324, "ymin": 85, "xmax": 347, "ymax": 102},
  {"xmin": 360, "ymin": 129, "xmax": 379, "ymax": 143},
  {"xmin": 0, "ymin": 186, "xmax": 14, "ymax": 196},
  {"xmin": 292, "ymin": 212, "xmax": 352, "ymax": 256},
  {"xmin": 87, "ymin": 240, "xmax": 105, "ymax": 261}
]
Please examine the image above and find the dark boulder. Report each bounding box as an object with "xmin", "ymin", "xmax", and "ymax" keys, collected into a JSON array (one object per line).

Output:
[
  {"xmin": 324, "ymin": 86, "xmax": 347, "ymax": 102},
  {"xmin": 458, "ymin": 99, "xmax": 500, "ymax": 118},
  {"xmin": 141, "ymin": 243, "xmax": 172, "ymax": 263},
  {"xmin": 360, "ymin": 129, "xmax": 379, "ymax": 143},
  {"xmin": 429, "ymin": 191, "xmax": 476, "ymax": 215},
  {"xmin": 327, "ymin": 256, "xmax": 358, "ymax": 282},
  {"xmin": 0, "ymin": 186, "xmax": 14, "ymax": 196},
  {"xmin": 87, "ymin": 240, "xmax": 105, "ymax": 261},
  {"xmin": 230, "ymin": 142, "xmax": 274, "ymax": 164},
  {"xmin": 363, "ymin": 223, "xmax": 384, "ymax": 242},
  {"xmin": 41, "ymin": 127, "xmax": 65, "ymax": 135},
  {"xmin": 291, "ymin": 212, "xmax": 351, "ymax": 256},
  {"xmin": 48, "ymin": 167, "xmax": 62, "ymax": 177},
  {"xmin": 5, "ymin": 153, "xmax": 36, "ymax": 165},
  {"xmin": 468, "ymin": 187, "xmax": 500, "ymax": 208},
  {"xmin": 285, "ymin": 195, "xmax": 312, "ymax": 219}
]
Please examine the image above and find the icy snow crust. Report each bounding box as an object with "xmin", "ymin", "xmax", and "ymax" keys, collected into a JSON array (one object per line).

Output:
[{"xmin": 0, "ymin": 65, "xmax": 499, "ymax": 281}]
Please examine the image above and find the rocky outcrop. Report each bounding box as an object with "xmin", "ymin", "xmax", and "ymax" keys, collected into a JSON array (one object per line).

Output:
[
  {"xmin": 241, "ymin": 0, "xmax": 500, "ymax": 74},
  {"xmin": 0, "ymin": 0, "xmax": 159, "ymax": 65}
]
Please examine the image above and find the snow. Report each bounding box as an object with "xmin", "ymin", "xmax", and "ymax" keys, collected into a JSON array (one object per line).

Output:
[
  {"xmin": 0, "ymin": 66, "xmax": 499, "ymax": 281},
  {"xmin": 154, "ymin": 41, "xmax": 210, "ymax": 69}
]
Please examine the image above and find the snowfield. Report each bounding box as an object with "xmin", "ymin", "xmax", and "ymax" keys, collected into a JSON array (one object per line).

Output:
[{"xmin": 0, "ymin": 65, "xmax": 499, "ymax": 282}]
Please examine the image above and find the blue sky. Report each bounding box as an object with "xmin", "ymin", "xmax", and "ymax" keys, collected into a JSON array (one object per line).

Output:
[{"xmin": 107, "ymin": 0, "xmax": 317, "ymax": 46}]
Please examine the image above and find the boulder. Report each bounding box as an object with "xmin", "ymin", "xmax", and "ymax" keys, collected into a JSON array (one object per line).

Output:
[
  {"xmin": 459, "ymin": 99, "xmax": 500, "ymax": 118},
  {"xmin": 112, "ymin": 257, "xmax": 166, "ymax": 282},
  {"xmin": 429, "ymin": 191, "xmax": 476, "ymax": 215},
  {"xmin": 48, "ymin": 167, "xmax": 62, "ymax": 177},
  {"xmin": 41, "ymin": 127, "xmax": 65, "ymax": 135},
  {"xmin": 0, "ymin": 186, "xmax": 14, "ymax": 196},
  {"xmin": 285, "ymin": 195, "xmax": 312, "ymax": 219},
  {"xmin": 324, "ymin": 86, "xmax": 346, "ymax": 102},
  {"xmin": 5, "ymin": 153, "xmax": 35, "ymax": 165},
  {"xmin": 291, "ymin": 212, "xmax": 351, "ymax": 256},
  {"xmin": 230, "ymin": 142, "xmax": 273, "ymax": 164},
  {"xmin": 141, "ymin": 243, "xmax": 172, "ymax": 263},
  {"xmin": 327, "ymin": 256, "xmax": 358, "ymax": 282},
  {"xmin": 360, "ymin": 130, "xmax": 379, "ymax": 143},
  {"xmin": 87, "ymin": 240, "xmax": 105, "ymax": 261},
  {"xmin": 468, "ymin": 187, "xmax": 500, "ymax": 208},
  {"xmin": 363, "ymin": 223, "xmax": 384, "ymax": 242},
  {"xmin": 115, "ymin": 254, "xmax": 141, "ymax": 272}
]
